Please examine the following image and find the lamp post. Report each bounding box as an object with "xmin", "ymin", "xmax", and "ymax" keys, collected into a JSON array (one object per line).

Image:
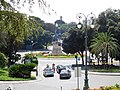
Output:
[
  {"xmin": 31, "ymin": 41, "xmax": 38, "ymax": 55},
  {"xmin": 76, "ymin": 12, "xmax": 96, "ymax": 90}
]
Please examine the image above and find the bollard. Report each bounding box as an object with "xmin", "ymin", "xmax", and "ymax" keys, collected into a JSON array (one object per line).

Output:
[
  {"xmin": 6, "ymin": 84, "xmax": 13, "ymax": 90},
  {"xmin": 6, "ymin": 87, "xmax": 11, "ymax": 90},
  {"xmin": 61, "ymin": 86, "xmax": 62, "ymax": 90}
]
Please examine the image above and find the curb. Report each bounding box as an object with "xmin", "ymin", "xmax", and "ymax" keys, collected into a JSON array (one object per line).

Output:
[
  {"xmin": 81, "ymin": 70, "xmax": 120, "ymax": 76},
  {"xmin": 0, "ymin": 76, "xmax": 43, "ymax": 84}
]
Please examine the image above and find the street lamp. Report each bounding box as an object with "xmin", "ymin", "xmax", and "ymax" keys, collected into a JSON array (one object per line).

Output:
[
  {"xmin": 31, "ymin": 41, "xmax": 38, "ymax": 55},
  {"xmin": 76, "ymin": 12, "xmax": 96, "ymax": 90}
]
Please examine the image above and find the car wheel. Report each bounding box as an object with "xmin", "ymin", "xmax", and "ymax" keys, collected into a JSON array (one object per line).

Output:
[
  {"xmin": 60, "ymin": 77, "xmax": 62, "ymax": 79},
  {"xmin": 68, "ymin": 76, "xmax": 71, "ymax": 79},
  {"xmin": 44, "ymin": 74, "xmax": 47, "ymax": 77}
]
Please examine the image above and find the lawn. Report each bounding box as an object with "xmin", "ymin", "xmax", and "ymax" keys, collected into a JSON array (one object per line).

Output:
[
  {"xmin": 93, "ymin": 68, "xmax": 120, "ymax": 73},
  {"xmin": 36, "ymin": 54, "xmax": 75, "ymax": 58},
  {"xmin": 0, "ymin": 69, "xmax": 36, "ymax": 81}
]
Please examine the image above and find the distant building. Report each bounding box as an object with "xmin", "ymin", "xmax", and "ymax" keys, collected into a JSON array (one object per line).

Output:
[{"xmin": 54, "ymin": 16, "xmax": 65, "ymax": 26}]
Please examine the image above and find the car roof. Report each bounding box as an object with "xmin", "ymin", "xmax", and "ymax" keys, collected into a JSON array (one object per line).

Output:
[{"xmin": 57, "ymin": 65, "xmax": 66, "ymax": 68}]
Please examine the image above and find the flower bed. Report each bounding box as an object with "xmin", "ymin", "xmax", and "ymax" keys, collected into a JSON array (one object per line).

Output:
[{"xmin": 89, "ymin": 84, "xmax": 120, "ymax": 90}]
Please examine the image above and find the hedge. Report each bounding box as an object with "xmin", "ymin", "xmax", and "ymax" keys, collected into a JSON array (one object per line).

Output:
[{"xmin": 9, "ymin": 63, "xmax": 36, "ymax": 78}]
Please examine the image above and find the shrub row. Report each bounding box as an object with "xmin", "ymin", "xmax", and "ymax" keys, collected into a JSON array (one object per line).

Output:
[
  {"xmin": 9, "ymin": 63, "xmax": 36, "ymax": 78},
  {"xmin": 90, "ymin": 84, "xmax": 120, "ymax": 90}
]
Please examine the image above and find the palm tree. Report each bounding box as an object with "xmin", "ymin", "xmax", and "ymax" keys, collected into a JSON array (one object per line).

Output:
[{"xmin": 90, "ymin": 32, "xmax": 119, "ymax": 66}]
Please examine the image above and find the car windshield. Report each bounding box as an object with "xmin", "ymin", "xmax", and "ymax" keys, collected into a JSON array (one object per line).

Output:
[
  {"xmin": 44, "ymin": 68, "xmax": 52, "ymax": 71},
  {"xmin": 60, "ymin": 70, "xmax": 68, "ymax": 73},
  {"xmin": 58, "ymin": 65, "xmax": 66, "ymax": 69}
]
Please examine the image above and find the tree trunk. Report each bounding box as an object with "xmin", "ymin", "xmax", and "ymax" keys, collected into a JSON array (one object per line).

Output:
[
  {"xmin": 97, "ymin": 57, "xmax": 100, "ymax": 65},
  {"xmin": 7, "ymin": 34, "xmax": 15, "ymax": 67},
  {"xmin": 45, "ymin": 43, "xmax": 48, "ymax": 49},
  {"xmin": 81, "ymin": 51, "xmax": 84, "ymax": 65},
  {"xmin": 8, "ymin": 52, "xmax": 12, "ymax": 67}
]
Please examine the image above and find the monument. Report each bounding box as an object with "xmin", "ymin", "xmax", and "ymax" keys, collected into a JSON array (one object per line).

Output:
[
  {"xmin": 52, "ymin": 42, "xmax": 62, "ymax": 55},
  {"xmin": 52, "ymin": 16, "xmax": 65, "ymax": 55}
]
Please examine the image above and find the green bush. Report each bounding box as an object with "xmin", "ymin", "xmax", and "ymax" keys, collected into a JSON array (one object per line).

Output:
[
  {"xmin": 31, "ymin": 57, "xmax": 38, "ymax": 65},
  {"xmin": 9, "ymin": 63, "xmax": 36, "ymax": 78},
  {"xmin": 104, "ymin": 84, "xmax": 120, "ymax": 90},
  {"xmin": 23, "ymin": 54, "xmax": 38, "ymax": 65},
  {"xmin": 91, "ymin": 84, "xmax": 120, "ymax": 90},
  {"xmin": 0, "ymin": 52, "xmax": 8, "ymax": 68},
  {"xmin": 24, "ymin": 54, "xmax": 32, "ymax": 59}
]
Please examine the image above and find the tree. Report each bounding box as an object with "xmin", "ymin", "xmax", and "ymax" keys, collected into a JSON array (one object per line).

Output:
[
  {"xmin": 0, "ymin": 0, "xmax": 15, "ymax": 11},
  {"xmin": 0, "ymin": 0, "xmax": 54, "ymax": 67},
  {"xmin": 42, "ymin": 31, "xmax": 52, "ymax": 49},
  {"xmin": 59, "ymin": 22, "xmax": 77, "ymax": 39},
  {"xmin": 90, "ymin": 32, "xmax": 119, "ymax": 66},
  {"xmin": 23, "ymin": 16, "xmax": 45, "ymax": 50},
  {"xmin": 96, "ymin": 8, "xmax": 120, "ymax": 61},
  {"xmin": 43, "ymin": 23, "xmax": 56, "ymax": 33},
  {"xmin": 0, "ymin": 11, "xmax": 33, "ymax": 66},
  {"xmin": 3, "ymin": 0, "xmax": 55, "ymax": 15},
  {"xmin": 62, "ymin": 27, "xmax": 85, "ymax": 65},
  {"xmin": 0, "ymin": 7, "xmax": 43, "ymax": 66}
]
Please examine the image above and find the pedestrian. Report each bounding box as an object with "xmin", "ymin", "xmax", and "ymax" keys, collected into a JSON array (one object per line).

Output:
[
  {"xmin": 52, "ymin": 63, "xmax": 55, "ymax": 72},
  {"xmin": 46, "ymin": 64, "xmax": 49, "ymax": 68}
]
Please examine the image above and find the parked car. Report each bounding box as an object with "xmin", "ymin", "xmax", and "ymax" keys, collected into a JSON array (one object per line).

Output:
[
  {"xmin": 65, "ymin": 65, "xmax": 73, "ymax": 70},
  {"xmin": 59, "ymin": 69, "xmax": 71, "ymax": 79},
  {"xmin": 56, "ymin": 65, "xmax": 66, "ymax": 74},
  {"xmin": 43, "ymin": 68, "xmax": 54, "ymax": 77}
]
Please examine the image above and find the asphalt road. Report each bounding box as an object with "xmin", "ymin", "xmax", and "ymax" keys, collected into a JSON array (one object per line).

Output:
[{"xmin": 0, "ymin": 58, "xmax": 120, "ymax": 90}]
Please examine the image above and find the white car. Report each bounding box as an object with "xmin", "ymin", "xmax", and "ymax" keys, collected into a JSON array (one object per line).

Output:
[
  {"xmin": 59, "ymin": 69, "xmax": 71, "ymax": 79},
  {"xmin": 43, "ymin": 68, "xmax": 54, "ymax": 77}
]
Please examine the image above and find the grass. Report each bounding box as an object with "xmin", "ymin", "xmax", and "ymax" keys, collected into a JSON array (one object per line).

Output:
[
  {"xmin": 0, "ymin": 69, "xmax": 36, "ymax": 81},
  {"xmin": 36, "ymin": 54, "xmax": 75, "ymax": 58},
  {"xmin": 92, "ymin": 69, "xmax": 120, "ymax": 73}
]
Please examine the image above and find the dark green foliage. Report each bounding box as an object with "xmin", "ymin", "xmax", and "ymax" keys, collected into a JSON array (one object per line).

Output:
[
  {"xmin": 0, "ymin": 52, "xmax": 8, "ymax": 68},
  {"xmin": 62, "ymin": 28, "xmax": 85, "ymax": 54},
  {"xmin": 90, "ymin": 32, "xmax": 119, "ymax": 57},
  {"xmin": 31, "ymin": 57, "xmax": 38, "ymax": 65},
  {"xmin": 9, "ymin": 63, "xmax": 36, "ymax": 78},
  {"xmin": 0, "ymin": 10, "xmax": 33, "ymax": 67},
  {"xmin": 104, "ymin": 84, "xmax": 120, "ymax": 90},
  {"xmin": 23, "ymin": 54, "xmax": 38, "ymax": 65},
  {"xmin": 42, "ymin": 31, "xmax": 52, "ymax": 49},
  {"xmin": 10, "ymin": 54, "xmax": 21, "ymax": 65},
  {"xmin": 23, "ymin": 54, "xmax": 33, "ymax": 59},
  {"xmin": 11, "ymin": 54, "xmax": 21, "ymax": 61}
]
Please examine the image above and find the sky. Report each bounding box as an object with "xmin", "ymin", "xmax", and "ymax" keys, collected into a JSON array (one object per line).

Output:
[{"xmin": 18, "ymin": 0, "xmax": 120, "ymax": 24}]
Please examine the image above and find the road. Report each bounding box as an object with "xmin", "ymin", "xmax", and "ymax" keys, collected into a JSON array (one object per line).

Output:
[{"xmin": 0, "ymin": 58, "xmax": 120, "ymax": 90}]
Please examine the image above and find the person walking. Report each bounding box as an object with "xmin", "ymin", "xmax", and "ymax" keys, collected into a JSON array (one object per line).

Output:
[{"xmin": 52, "ymin": 63, "xmax": 55, "ymax": 72}]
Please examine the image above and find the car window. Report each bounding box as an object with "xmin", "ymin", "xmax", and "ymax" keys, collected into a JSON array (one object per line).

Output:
[{"xmin": 44, "ymin": 68, "xmax": 52, "ymax": 71}]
